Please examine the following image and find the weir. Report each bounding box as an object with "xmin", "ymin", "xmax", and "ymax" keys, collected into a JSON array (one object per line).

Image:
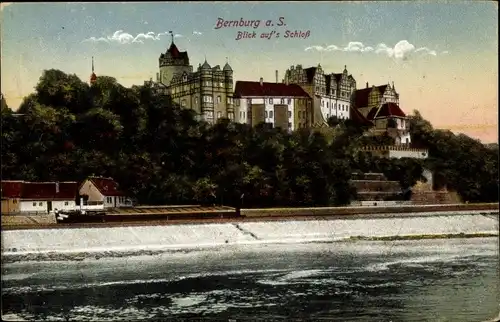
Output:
[{"xmin": 1, "ymin": 214, "xmax": 498, "ymax": 257}]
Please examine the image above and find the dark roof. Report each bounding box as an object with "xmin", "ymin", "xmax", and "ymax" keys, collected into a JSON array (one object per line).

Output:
[
  {"xmin": 304, "ymin": 67, "xmax": 317, "ymax": 82},
  {"xmin": 353, "ymin": 85, "xmax": 388, "ymax": 108},
  {"xmin": 23, "ymin": 182, "xmax": 78, "ymax": 200},
  {"xmin": 333, "ymin": 73, "xmax": 342, "ymax": 82},
  {"xmin": 366, "ymin": 102, "xmax": 407, "ymax": 120},
  {"xmin": 2, "ymin": 181, "xmax": 78, "ymax": 200},
  {"xmin": 161, "ymin": 42, "xmax": 189, "ymax": 61},
  {"xmin": 1, "ymin": 181, "xmax": 23, "ymax": 199},
  {"xmin": 234, "ymin": 81, "xmax": 311, "ymax": 98},
  {"xmin": 88, "ymin": 177, "xmax": 126, "ymax": 196},
  {"xmin": 350, "ymin": 106, "xmax": 374, "ymax": 126}
]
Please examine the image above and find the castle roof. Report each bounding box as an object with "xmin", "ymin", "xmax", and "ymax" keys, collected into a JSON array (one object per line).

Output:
[
  {"xmin": 234, "ymin": 81, "xmax": 311, "ymax": 98},
  {"xmin": 352, "ymin": 85, "xmax": 389, "ymax": 108},
  {"xmin": 161, "ymin": 41, "xmax": 189, "ymax": 61},
  {"xmin": 223, "ymin": 62, "xmax": 232, "ymax": 71},
  {"xmin": 350, "ymin": 105, "xmax": 374, "ymax": 126},
  {"xmin": 201, "ymin": 60, "xmax": 211, "ymax": 69},
  {"xmin": 366, "ymin": 102, "xmax": 406, "ymax": 120}
]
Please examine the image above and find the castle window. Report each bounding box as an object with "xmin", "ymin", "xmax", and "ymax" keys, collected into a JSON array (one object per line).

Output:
[
  {"xmin": 247, "ymin": 99, "xmax": 252, "ymax": 105},
  {"xmin": 288, "ymin": 111, "xmax": 292, "ymax": 118},
  {"xmin": 228, "ymin": 112, "xmax": 234, "ymax": 120},
  {"xmin": 280, "ymin": 98, "xmax": 285, "ymax": 104},
  {"xmin": 195, "ymin": 97, "xmax": 198, "ymax": 104},
  {"xmin": 227, "ymin": 97, "xmax": 233, "ymax": 104},
  {"xmin": 269, "ymin": 98, "xmax": 273, "ymax": 104},
  {"xmin": 220, "ymin": 82, "xmax": 224, "ymax": 87},
  {"xmin": 287, "ymin": 98, "xmax": 291, "ymax": 104},
  {"xmin": 181, "ymin": 100, "xmax": 186, "ymax": 107},
  {"xmin": 269, "ymin": 111, "xmax": 274, "ymax": 118},
  {"xmin": 265, "ymin": 111, "xmax": 268, "ymax": 118},
  {"xmin": 33, "ymin": 202, "xmax": 36, "ymax": 206},
  {"xmin": 217, "ymin": 96, "xmax": 221, "ymax": 103},
  {"xmin": 217, "ymin": 111, "xmax": 222, "ymax": 119}
]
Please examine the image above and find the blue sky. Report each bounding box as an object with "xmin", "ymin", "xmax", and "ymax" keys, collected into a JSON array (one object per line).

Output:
[{"xmin": 1, "ymin": 1, "xmax": 498, "ymax": 142}]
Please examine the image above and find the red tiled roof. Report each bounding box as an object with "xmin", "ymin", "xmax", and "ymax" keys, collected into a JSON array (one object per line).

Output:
[
  {"xmin": 234, "ymin": 81, "xmax": 311, "ymax": 98},
  {"xmin": 22, "ymin": 182, "xmax": 78, "ymax": 200},
  {"xmin": 350, "ymin": 106, "xmax": 374, "ymax": 126},
  {"xmin": 366, "ymin": 102, "xmax": 407, "ymax": 120},
  {"xmin": 1, "ymin": 181, "xmax": 23, "ymax": 199},
  {"xmin": 353, "ymin": 85, "xmax": 388, "ymax": 108},
  {"xmin": 89, "ymin": 177, "xmax": 126, "ymax": 196}
]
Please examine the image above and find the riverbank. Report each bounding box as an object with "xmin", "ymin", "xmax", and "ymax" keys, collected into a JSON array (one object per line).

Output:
[
  {"xmin": 2, "ymin": 212, "xmax": 497, "ymax": 261},
  {"xmin": 2, "ymin": 203, "xmax": 498, "ymax": 230}
]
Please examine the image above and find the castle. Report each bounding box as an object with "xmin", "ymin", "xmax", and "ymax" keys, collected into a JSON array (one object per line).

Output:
[
  {"xmin": 144, "ymin": 34, "xmax": 234, "ymax": 123},
  {"xmin": 136, "ymin": 39, "xmax": 420, "ymax": 155}
]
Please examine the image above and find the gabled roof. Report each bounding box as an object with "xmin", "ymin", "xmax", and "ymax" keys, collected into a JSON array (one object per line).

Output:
[
  {"xmin": 234, "ymin": 81, "xmax": 311, "ymax": 98},
  {"xmin": 353, "ymin": 85, "xmax": 388, "ymax": 108},
  {"xmin": 304, "ymin": 67, "xmax": 317, "ymax": 82},
  {"xmin": 22, "ymin": 182, "xmax": 78, "ymax": 200},
  {"xmin": 350, "ymin": 106, "xmax": 374, "ymax": 126},
  {"xmin": 366, "ymin": 102, "xmax": 407, "ymax": 120},
  {"xmin": 86, "ymin": 177, "xmax": 126, "ymax": 196},
  {"xmin": 1, "ymin": 181, "xmax": 23, "ymax": 199}
]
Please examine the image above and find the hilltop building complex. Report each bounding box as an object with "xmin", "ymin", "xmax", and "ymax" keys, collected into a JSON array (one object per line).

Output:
[
  {"xmin": 144, "ymin": 34, "xmax": 234, "ymax": 124},
  {"xmin": 139, "ymin": 38, "xmax": 424, "ymax": 158}
]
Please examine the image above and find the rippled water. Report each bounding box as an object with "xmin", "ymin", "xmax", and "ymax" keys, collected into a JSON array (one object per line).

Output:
[{"xmin": 2, "ymin": 238, "xmax": 499, "ymax": 321}]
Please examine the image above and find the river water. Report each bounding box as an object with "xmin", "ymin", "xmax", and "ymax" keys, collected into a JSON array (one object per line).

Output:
[{"xmin": 2, "ymin": 237, "xmax": 499, "ymax": 321}]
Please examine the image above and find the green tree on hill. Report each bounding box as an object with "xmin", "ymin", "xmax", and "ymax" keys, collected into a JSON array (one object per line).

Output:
[{"xmin": 1, "ymin": 70, "xmax": 497, "ymax": 207}]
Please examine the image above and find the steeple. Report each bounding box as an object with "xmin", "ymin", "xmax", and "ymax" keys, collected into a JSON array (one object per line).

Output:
[
  {"xmin": 90, "ymin": 56, "xmax": 97, "ymax": 84},
  {"xmin": 169, "ymin": 30, "xmax": 174, "ymax": 44}
]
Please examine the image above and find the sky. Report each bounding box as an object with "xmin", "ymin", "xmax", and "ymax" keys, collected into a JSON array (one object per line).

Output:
[{"xmin": 1, "ymin": 1, "xmax": 498, "ymax": 143}]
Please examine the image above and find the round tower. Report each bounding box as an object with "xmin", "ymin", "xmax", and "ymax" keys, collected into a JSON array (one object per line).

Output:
[{"xmin": 158, "ymin": 32, "xmax": 192, "ymax": 86}]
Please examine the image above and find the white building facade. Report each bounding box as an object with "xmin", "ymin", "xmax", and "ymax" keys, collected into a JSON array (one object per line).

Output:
[
  {"xmin": 234, "ymin": 78, "xmax": 312, "ymax": 131},
  {"xmin": 282, "ymin": 64, "xmax": 356, "ymax": 126}
]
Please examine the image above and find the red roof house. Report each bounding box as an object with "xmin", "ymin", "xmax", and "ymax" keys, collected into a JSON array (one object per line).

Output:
[{"xmin": 79, "ymin": 177, "xmax": 131, "ymax": 208}]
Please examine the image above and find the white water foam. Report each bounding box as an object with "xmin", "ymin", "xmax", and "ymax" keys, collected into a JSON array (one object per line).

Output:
[{"xmin": 2, "ymin": 214, "xmax": 497, "ymax": 257}]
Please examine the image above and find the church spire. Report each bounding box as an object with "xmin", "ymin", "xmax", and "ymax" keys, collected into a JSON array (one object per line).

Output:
[
  {"xmin": 90, "ymin": 56, "xmax": 97, "ymax": 84},
  {"xmin": 169, "ymin": 31, "xmax": 174, "ymax": 44}
]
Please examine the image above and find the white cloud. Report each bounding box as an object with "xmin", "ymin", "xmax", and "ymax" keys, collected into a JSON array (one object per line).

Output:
[
  {"xmin": 193, "ymin": 31, "xmax": 203, "ymax": 35},
  {"xmin": 82, "ymin": 30, "xmax": 178, "ymax": 44},
  {"xmin": 305, "ymin": 40, "xmax": 446, "ymax": 60}
]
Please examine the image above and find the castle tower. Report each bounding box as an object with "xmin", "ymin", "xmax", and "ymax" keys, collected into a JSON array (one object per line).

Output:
[
  {"xmin": 223, "ymin": 57, "xmax": 234, "ymax": 119},
  {"xmin": 90, "ymin": 56, "xmax": 97, "ymax": 84},
  {"xmin": 158, "ymin": 31, "xmax": 192, "ymax": 86}
]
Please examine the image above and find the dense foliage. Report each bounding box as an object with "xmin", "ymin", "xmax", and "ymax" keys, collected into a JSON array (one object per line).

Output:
[{"xmin": 1, "ymin": 70, "xmax": 497, "ymax": 206}]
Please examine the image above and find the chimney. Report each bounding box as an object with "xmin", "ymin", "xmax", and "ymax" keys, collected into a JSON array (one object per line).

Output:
[
  {"xmin": 55, "ymin": 182, "xmax": 60, "ymax": 194},
  {"xmin": 366, "ymin": 82, "xmax": 369, "ymax": 88},
  {"xmin": 275, "ymin": 70, "xmax": 278, "ymax": 83},
  {"xmin": 259, "ymin": 77, "xmax": 263, "ymax": 86}
]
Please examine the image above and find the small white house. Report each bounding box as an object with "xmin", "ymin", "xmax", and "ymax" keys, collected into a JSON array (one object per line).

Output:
[
  {"xmin": 9, "ymin": 181, "xmax": 78, "ymax": 214},
  {"xmin": 79, "ymin": 177, "xmax": 133, "ymax": 209}
]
